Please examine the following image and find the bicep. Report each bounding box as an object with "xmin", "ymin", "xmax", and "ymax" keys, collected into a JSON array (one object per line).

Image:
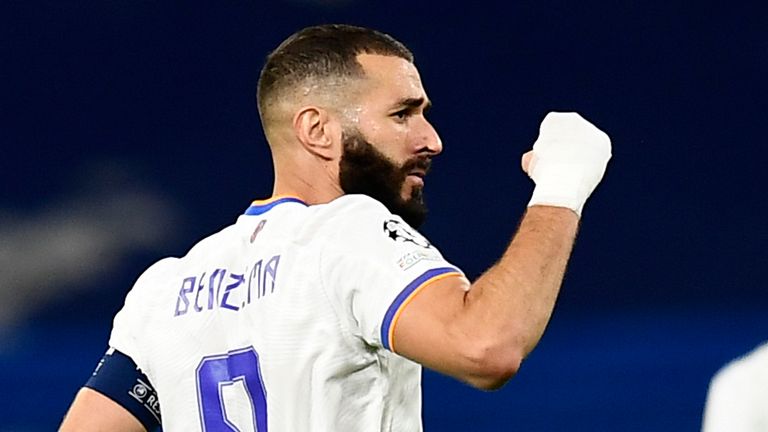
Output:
[
  {"xmin": 60, "ymin": 388, "xmax": 146, "ymax": 432},
  {"xmin": 391, "ymin": 274, "xmax": 508, "ymax": 388}
]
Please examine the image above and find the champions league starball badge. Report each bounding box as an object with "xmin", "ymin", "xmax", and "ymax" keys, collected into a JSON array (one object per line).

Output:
[{"xmin": 383, "ymin": 219, "xmax": 432, "ymax": 249}]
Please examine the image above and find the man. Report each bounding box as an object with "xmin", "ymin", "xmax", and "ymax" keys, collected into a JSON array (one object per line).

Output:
[
  {"xmin": 61, "ymin": 24, "xmax": 611, "ymax": 431},
  {"xmin": 702, "ymin": 342, "xmax": 768, "ymax": 431}
]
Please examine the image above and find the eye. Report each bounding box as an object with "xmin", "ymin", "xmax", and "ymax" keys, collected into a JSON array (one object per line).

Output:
[{"xmin": 391, "ymin": 109, "xmax": 412, "ymax": 122}]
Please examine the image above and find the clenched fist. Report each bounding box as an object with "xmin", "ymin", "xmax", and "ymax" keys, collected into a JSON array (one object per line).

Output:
[{"xmin": 523, "ymin": 112, "xmax": 611, "ymax": 216}]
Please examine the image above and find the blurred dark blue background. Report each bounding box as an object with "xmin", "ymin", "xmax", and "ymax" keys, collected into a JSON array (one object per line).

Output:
[{"xmin": 2, "ymin": 1, "xmax": 766, "ymax": 430}]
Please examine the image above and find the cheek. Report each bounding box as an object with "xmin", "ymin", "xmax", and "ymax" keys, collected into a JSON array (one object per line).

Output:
[{"xmin": 362, "ymin": 121, "xmax": 410, "ymax": 159}]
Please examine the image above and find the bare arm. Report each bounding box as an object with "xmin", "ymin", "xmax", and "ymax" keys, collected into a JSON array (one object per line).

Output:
[
  {"xmin": 393, "ymin": 112, "xmax": 610, "ymax": 389},
  {"xmin": 60, "ymin": 388, "xmax": 146, "ymax": 432},
  {"xmin": 394, "ymin": 205, "xmax": 577, "ymax": 389}
]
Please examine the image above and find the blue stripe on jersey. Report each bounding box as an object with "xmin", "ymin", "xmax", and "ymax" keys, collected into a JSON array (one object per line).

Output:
[
  {"xmin": 381, "ymin": 267, "xmax": 462, "ymax": 352},
  {"xmin": 244, "ymin": 197, "xmax": 307, "ymax": 215}
]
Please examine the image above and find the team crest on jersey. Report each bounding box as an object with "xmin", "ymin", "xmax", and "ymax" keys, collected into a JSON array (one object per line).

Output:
[{"xmin": 383, "ymin": 219, "xmax": 432, "ymax": 249}]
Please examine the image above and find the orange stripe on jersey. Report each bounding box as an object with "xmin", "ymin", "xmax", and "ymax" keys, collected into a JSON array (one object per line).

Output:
[
  {"xmin": 250, "ymin": 195, "xmax": 304, "ymax": 206},
  {"xmin": 386, "ymin": 270, "xmax": 463, "ymax": 353}
]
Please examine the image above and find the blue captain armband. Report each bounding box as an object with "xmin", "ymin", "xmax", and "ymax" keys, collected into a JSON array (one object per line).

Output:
[{"xmin": 84, "ymin": 348, "xmax": 162, "ymax": 430}]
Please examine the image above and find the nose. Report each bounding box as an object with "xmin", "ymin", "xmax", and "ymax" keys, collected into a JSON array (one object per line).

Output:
[{"xmin": 415, "ymin": 117, "xmax": 443, "ymax": 155}]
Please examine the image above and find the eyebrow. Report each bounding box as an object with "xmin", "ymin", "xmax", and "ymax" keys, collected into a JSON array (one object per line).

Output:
[{"xmin": 393, "ymin": 97, "xmax": 432, "ymax": 112}]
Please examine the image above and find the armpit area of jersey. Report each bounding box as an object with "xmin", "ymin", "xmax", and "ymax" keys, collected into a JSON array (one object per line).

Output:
[{"xmin": 84, "ymin": 347, "xmax": 161, "ymax": 430}]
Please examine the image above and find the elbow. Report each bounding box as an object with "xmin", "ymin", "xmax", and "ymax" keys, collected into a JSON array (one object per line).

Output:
[{"xmin": 461, "ymin": 341, "xmax": 523, "ymax": 391}]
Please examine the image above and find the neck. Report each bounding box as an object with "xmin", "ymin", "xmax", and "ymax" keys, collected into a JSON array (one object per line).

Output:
[{"xmin": 271, "ymin": 152, "xmax": 344, "ymax": 205}]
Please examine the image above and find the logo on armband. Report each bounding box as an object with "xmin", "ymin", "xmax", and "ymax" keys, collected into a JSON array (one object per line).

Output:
[
  {"xmin": 383, "ymin": 219, "xmax": 432, "ymax": 249},
  {"xmin": 132, "ymin": 382, "xmax": 148, "ymax": 398},
  {"xmin": 128, "ymin": 378, "xmax": 162, "ymax": 422}
]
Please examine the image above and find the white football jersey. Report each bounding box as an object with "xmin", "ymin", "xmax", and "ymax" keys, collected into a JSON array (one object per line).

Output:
[{"xmin": 109, "ymin": 194, "xmax": 464, "ymax": 432}]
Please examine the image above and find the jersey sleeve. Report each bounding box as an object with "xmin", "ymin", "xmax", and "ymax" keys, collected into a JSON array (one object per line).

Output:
[
  {"xmin": 108, "ymin": 258, "xmax": 175, "ymax": 375},
  {"xmin": 319, "ymin": 197, "xmax": 465, "ymax": 353}
]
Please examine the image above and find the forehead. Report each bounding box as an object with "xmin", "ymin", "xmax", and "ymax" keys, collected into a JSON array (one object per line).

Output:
[{"xmin": 355, "ymin": 54, "xmax": 428, "ymax": 104}]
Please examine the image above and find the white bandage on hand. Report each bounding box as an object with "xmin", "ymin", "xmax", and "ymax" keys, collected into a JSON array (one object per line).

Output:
[{"xmin": 526, "ymin": 112, "xmax": 612, "ymax": 216}]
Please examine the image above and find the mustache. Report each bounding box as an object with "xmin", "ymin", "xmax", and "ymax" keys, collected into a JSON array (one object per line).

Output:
[
  {"xmin": 338, "ymin": 129, "xmax": 431, "ymax": 228},
  {"xmin": 401, "ymin": 157, "xmax": 432, "ymax": 175}
]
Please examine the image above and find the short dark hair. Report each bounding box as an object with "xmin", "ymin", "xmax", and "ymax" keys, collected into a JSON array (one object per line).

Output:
[{"xmin": 256, "ymin": 24, "xmax": 414, "ymax": 121}]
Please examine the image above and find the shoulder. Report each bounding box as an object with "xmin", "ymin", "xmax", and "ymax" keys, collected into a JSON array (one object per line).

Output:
[
  {"xmin": 126, "ymin": 221, "xmax": 244, "ymax": 299},
  {"xmin": 303, "ymin": 195, "xmax": 391, "ymax": 244},
  {"xmin": 122, "ymin": 257, "xmax": 180, "ymax": 303},
  {"xmin": 313, "ymin": 196, "xmax": 440, "ymax": 275},
  {"xmin": 316, "ymin": 194, "xmax": 392, "ymax": 221},
  {"xmin": 318, "ymin": 195, "xmax": 429, "ymax": 247},
  {"xmin": 181, "ymin": 223, "xmax": 242, "ymax": 260}
]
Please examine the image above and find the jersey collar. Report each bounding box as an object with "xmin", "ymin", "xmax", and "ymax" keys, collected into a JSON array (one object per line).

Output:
[{"xmin": 244, "ymin": 196, "xmax": 308, "ymax": 216}]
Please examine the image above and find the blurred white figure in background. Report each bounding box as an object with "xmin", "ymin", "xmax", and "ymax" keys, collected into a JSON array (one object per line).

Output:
[{"xmin": 702, "ymin": 342, "xmax": 768, "ymax": 432}]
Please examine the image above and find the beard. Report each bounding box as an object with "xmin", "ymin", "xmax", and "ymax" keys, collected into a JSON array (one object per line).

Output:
[{"xmin": 339, "ymin": 128, "xmax": 431, "ymax": 228}]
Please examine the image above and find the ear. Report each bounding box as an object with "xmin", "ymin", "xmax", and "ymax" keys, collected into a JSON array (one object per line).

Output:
[{"xmin": 293, "ymin": 106, "xmax": 341, "ymax": 161}]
